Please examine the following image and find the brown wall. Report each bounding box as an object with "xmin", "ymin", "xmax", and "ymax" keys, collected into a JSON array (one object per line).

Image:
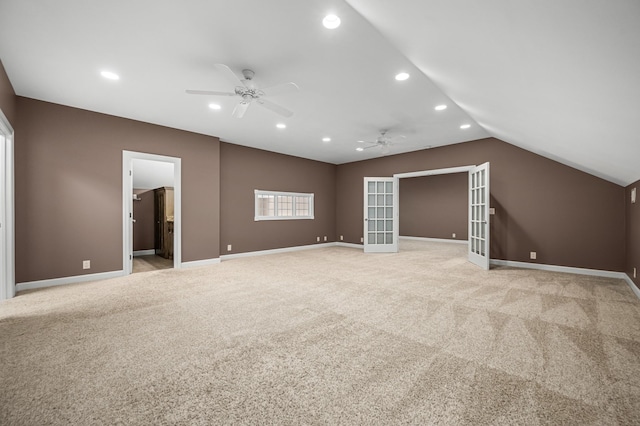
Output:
[
  {"xmin": 626, "ymin": 180, "xmax": 640, "ymax": 286},
  {"xmin": 220, "ymin": 142, "xmax": 336, "ymax": 254},
  {"xmin": 0, "ymin": 59, "xmax": 17, "ymax": 127},
  {"xmin": 337, "ymin": 138, "xmax": 626, "ymax": 272},
  {"xmin": 15, "ymin": 97, "xmax": 220, "ymax": 282},
  {"xmin": 133, "ymin": 189, "xmax": 154, "ymax": 251},
  {"xmin": 399, "ymin": 173, "xmax": 468, "ymax": 240}
]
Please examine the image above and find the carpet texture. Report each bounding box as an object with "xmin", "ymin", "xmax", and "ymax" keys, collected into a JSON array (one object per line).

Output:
[{"xmin": 1, "ymin": 240, "xmax": 639, "ymax": 425}]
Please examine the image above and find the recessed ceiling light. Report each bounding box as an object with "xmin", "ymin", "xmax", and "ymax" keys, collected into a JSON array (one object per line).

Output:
[
  {"xmin": 208, "ymin": 103, "xmax": 221, "ymax": 110},
  {"xmin": 276, "ymin": 123, "xmax": 286, "ymax": 129},
  {"xmin": 435, "ymin": 104, "xmax": 447, "ymax": 111},
  {"xmin": 322, "ymin": 137, "xmax": 331, "ymax": 142},
  {"xmin": 100, "ymin": 70, "xmax": 120, "ymax": 80},
  {"xmin": 460, "ymin": 124, "xmax": 471, "ymax": 129},
  {"xmin": 356, "ymin": 147, "xmax": 364, "ymax": 152},
  {"xmin": 395, "ymin": 72, "xmax": 410, "ymax": 81},
  {"xmin": 323, "ymin": 14, "xmax": 341, "ymax": 29}
]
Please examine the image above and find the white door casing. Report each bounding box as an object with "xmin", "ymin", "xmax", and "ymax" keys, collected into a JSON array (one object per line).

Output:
[
  {"xmin": 364, "ymin": 177, "xmax": 398, "ymax": 253},
  {"xmin": 0, "ymin": 109, "xmax": 14, "ymax": 300},
  {"xmin": 122, "ymin": 151, "xmax": 182, "ymax": 275},
  {"xmin": 468, "ymin": 162, "xmax": 490, "ymax": 270}
]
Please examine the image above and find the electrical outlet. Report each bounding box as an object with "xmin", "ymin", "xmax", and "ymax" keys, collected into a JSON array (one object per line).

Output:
[
  {"xmin": 489, "ymin": 207, "xmax": 496, "ymax": 215},
  {"xmin": 324, "ymin": 236, "xmax": 327, "ymax": 241},
  {"xmin": 360, "ymin": 237, "xmax": 364, "ymax": 243},
  {"xmin": 530, "ymin": 252, "xmax": 537, "ymax": 260},
  {"xmin": 452, "ymin": 233, "xmax": 456, "ymax": 238},
  {"xmin": 83, "ymin": 260, "xmax": 90, "ymax": 270},
  {"xmin": 632, "ymin": 188, "xmax": 637, "ymax": 204},
  {"xmin": 634, "ymin": 267, "xmax": 637, "ymax": 279},
  {"xmin": 340, "ymin": 235, "xmax": 343, "ymax": 241},
  {"xmin": 227, "ymin": 244, "xmax": 232, "ymax": 252},
  {"xmin": 316, "ymin": 236, "xmax": 320, "ymax": 242}
]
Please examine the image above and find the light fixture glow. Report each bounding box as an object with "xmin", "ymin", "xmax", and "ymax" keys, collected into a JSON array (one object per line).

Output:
[
  {"xmin": 100, "ymin": 70, "xmax": 120, "ymax": 80},
  {"xmin": 276, "ymin": 123, "xmax": 286, "ymax": 129},
  {"xmin": 208, "ymin": 103, "xmax": 221, "ymax": 110},
  {"xmin": 323, "ymin": 14, "xmax": 341, "ymax": 29},
  {"xmin": 435, "ymin": 104, "xmax": 447, "ymax": 111},
  {"xmin": 356, "ymin": 147, "xmax": 364, "ymax": 152},
  {"xmin": 460, "ymin": 124, "xmax": 471, "ymax": 129},
  {"xmin": 395, "ymin": 72, "xmax": 410, "ymax": 81},
  {"xmin": 322, "ymin": 137, "xmax": 331, "ymax": 142}
]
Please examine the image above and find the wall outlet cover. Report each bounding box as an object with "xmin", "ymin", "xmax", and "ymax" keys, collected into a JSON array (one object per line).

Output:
[
  {"xmin": 452, "ymin": 233, "xmax": 456, "ymax": 238},
  {"xmin": 82, "ymin": 260, "xmax": 90, "ymax": 269},
  {"xmin": 530, "ymin": 252, "xmax": 537, "ymax": 260},
  {"xmin": 324, "ymin": 236, "xmax": 327, "ymax": 241},
  {"xmin": 316, "ymin": 237, "xmax": 320, "ymax": 242},
  {"xmin": 632, "ymin": 188, "xmax": 636, "ymax": 204},
  {"xmin": 360, "ymin": 237, "xmax": 364, "ymax": 243},
  {"xmin": 227, "ymin": 244, "xmax": 232, "ymax": 252},
  {"xmin": 340, "ymin": 235, "xmax": 343, "ymax": 241},
  {"xmin": 489, "ymin": 207, "xmax": 496, "ymax": 215}
]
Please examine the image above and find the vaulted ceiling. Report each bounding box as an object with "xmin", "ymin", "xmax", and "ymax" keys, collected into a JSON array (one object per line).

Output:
[{"xmin": 1, "ymin": 0, "xmax": 638, "ymax": 185}]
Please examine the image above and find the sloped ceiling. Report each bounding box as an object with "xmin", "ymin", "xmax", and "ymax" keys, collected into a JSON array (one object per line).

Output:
[{"xmin": 0, "ymin": 1, "xmax": 638, "ymax": 185}]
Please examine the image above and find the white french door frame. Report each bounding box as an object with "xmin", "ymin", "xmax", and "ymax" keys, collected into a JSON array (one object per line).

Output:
[
  {"xmin": 363, "ymin": 177, "xmax": 398, "ymax": 253},
  {"xmin": 122, "ymin": 151, "xmax": 182, "ymax": 275},
  {"xmin": 393, "ymin": 164, "xmax": 490, "ymax": 270},
  {"xmin": 0, "ymin": 109, "xmax": 15, "ymax": 300}
]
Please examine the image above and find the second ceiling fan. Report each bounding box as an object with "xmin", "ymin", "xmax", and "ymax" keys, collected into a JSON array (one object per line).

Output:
[{"xmin": 186, "ymin": 64, "xmax": 299, "ymax": 119}]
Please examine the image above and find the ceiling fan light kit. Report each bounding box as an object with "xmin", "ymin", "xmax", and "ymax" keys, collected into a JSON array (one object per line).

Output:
[{"xmin": 186, "ymin": 64, "xmax": 298, "ymax": 119}]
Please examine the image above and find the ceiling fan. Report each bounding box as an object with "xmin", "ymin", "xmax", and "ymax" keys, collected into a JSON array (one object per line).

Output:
[
  {"xmin": 186, "ymin": 64, "xmax": 299, "ymax": 119},
  {"xmin": 357, "ymin": 130, "xmax": 406, "ymax": 154}
]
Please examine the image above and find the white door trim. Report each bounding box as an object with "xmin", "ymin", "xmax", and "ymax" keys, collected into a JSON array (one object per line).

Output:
[
  {"xmin": 122, "ymin": 151, "xmax": 182, "ymax": 275},
  {"xmin": 0, "ymin": 109, "xmax": 15, "ymax": 300}
]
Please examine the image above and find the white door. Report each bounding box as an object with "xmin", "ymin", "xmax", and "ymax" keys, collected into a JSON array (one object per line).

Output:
[
  {"xmin": 364, "ymin": 177, "xmax": 398, "ymax": 253},
  {"xmin": 468, "ymin": 162, "xmax": 490, "ymax": 269},
  {"xmin": 0, "ymin": 131, "xmax": 5, "ymax": 298}
]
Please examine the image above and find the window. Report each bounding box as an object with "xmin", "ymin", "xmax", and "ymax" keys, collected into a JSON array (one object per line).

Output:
[{"xmin": 255, "ymin": 190, "xmax": 314, "ymax": 221}]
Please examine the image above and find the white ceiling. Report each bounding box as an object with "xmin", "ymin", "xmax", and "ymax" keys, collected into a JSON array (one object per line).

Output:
[
  {"xmin": 132, "ymin": 159, "xmax": 174, "ymax": 190},
  {"xmin": 1, "ymin": 1, "xmax": 638, "ymax": 185}
]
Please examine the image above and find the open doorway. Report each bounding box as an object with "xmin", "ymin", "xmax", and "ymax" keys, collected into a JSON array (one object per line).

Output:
[
  {"xmin": 132, "ymin": 159, "xmax": 175, "ymax": 273},
  {"xmin": 122, "ymin": 151, "xmax": 181, "ymax": 275},
  {"xmin": 387, "ymin": 163, "xmax": 490, "ymax": 270}
]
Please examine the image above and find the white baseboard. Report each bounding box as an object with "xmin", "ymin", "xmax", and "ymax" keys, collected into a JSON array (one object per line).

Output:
[
  {"xmin": 622, "ymin": 274, "xmax": 640, "ymax": 299},
  {"xmin": 16, "ymin": 270, "xmax": 125, "ymax": 293},
  {"xmin": 221, "ymin": 242, "xmax": 337, "ymax": 261},
  {"xmin": 400, "ymin": 236, "xmax": 468, "ymax": 245},
  {"xmin": 133, "ymin": 249, "xmax": 155, "ymax": 257},
  {"xmin": 490, "ymin": 259, "xmax": 625, "ymax": 279},
  {"xmin": 181, "ymin": 258, "xmax": 221, "ymax": 268}
]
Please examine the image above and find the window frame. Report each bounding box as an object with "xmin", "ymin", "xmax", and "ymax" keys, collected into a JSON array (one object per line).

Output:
[{"xmin": 254, "ymin": 189, "xmax": 315, "ymax": 221}]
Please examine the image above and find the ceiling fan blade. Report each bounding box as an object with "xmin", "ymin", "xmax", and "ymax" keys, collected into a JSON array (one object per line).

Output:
[
  {"xmin": 261, "ymin": 82, "xmax": 300, "ymax": 97},
  {"xmin": 363, "ymin": 144, "xmax": 379, "ymax": 150},
  {"xmin": 232, "ymin": 102, "xmax": 250, "ymax": 119},
  {"xmin": 357, "ymin": 140, "xmax": 375, "ymax": 144},
  {"xmin": 256, "ymin": 98, "xmax": 293, "ymax": 117},
  {"xmin": 185, "ymin": 89, "xmax": 235, "ymax": 96},
  {"xmin": 214, "ymin": 64, "xmax": 245, "ymax": 88}
]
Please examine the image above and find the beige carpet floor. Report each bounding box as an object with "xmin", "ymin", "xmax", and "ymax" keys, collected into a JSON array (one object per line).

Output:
[
  {"xmin": 1, "ymin": 240, "xmax": 639, "ymax": 425},
  {"xmin": 133, "ymin": 254, "xmax": 174, "ymax": 273}
]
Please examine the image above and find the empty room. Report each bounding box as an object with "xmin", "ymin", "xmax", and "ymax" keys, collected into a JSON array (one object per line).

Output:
[{"xmin": 1, "ymin": 0, "xmax": 639, "ymax": 424}]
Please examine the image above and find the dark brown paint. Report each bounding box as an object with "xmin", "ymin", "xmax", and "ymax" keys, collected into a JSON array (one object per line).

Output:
[
  {"xmin": 337, "ymin": 138, "xmax": 626, "ymax": 272},
  {"xmin": 399, "ymin": 173, "xmax": 468, "ymax": 240},
  {"xmin": 220, "ymin": 142, "xmax": 336, "ymax": 254},
  {"xmin": 15, "ymin": 97, "xmax": 220, "ymax": 282}
]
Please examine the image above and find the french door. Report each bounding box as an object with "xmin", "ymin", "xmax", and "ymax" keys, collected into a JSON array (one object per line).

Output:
[
  {"xmin": 468, "ymin": 162, "xmax": 490, "ymax": 269},
  {"xmin": 363, "ymin": 177, "xmax": 398, "ymax": 253}
]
